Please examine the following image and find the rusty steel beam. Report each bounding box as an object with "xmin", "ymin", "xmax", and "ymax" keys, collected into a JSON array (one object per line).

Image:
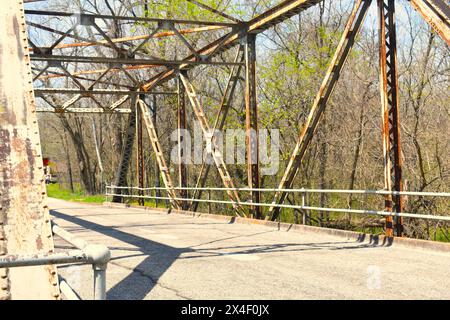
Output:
[
  {"xmin": 0, "ymin": 0, "xmax": 60, "ymax": 300},
  {"xmin": 269, "ymin": 0, "xmax": 372, "ymax": 221},
  {"xmin": 177, "ymin": 78, "xmax": 188, "ymax": 209},
  {"xmin": 409, "ymin": 0, "xmax": 450, "ymax": 46},
  {"xmin": 29, "ymin": 25, "xmax": 226, "ymax": 52},
  {"xmin": 378, "ymin": 0, "xmax": 403, "ymax": 237},
  {"xmin": 245, "ymin": 34, "xmax": 262, "ymax": 219},
  {"xmin": 31, "ymin": 54, "xmax": 245, "ymax": 66},
  {"xmin": 149, "ymin": 96, "xmax": 161, "ymax": 207},
  {"xmin": 36, "ymin": 65, "xmax": 159, "ymax": 81},
  {"xmin": 34, "ymin": 88, "xmax": 176, "ymax": 95},
  {"xmin": 113, "ymin": 97, "xmax": 138, "ymax": 202},
  {"xmin": 136, "ymin": 95, "xmax": 145, "ymax": 206},
  {"xmin": 35, "ymin": 107, "xmax": 132, "ymax": 113}
]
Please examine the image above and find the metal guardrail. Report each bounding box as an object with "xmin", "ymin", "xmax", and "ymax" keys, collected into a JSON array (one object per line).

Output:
[
  {"xmin": 0, "ymin": 222, "xmax": 111, "ymax": 300},
  {"xmin": 105, "ymin": 186, "xmax": 450, "ymax": 223}
]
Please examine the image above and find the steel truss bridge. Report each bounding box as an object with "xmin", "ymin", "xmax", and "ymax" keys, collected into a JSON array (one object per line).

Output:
[{"xmin": 0, "ymin": 0, "xmax": 449, "ymax": 299}]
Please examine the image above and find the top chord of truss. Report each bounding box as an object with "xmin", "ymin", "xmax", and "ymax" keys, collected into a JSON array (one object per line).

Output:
[{"xmin": 25, "ymin": 10, "xmax": 240, "ymax": 27}]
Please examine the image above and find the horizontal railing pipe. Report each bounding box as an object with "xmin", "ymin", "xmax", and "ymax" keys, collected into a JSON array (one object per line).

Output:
[
  {"xmin": 105, "ymin": 189, "xmax": 450, "ymax": 222},
  {"xmin": 52, "ymin": 222, "xmax": 88, "ymax": 249},
  {"xmin": 0, "ymin": 222, "xmax": 111, "ymax": 300},
  {"xmin": 0, "ymin": 250, "xmax": 86, "ymax": 268},
  {"xmin": 106, "ymin": 185, "xmax": 450, "ymax": 197}
]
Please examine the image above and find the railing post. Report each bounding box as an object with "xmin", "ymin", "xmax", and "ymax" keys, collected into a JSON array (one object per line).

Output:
[
  {"xmin": 208, "ymin": 190, "xmax": 211, "ymax": 214},
  {"xmin": 84, "ymin": 244, "xmax": 111, "ymax": 300},
  {"xmin": 301, "ymin": 189, "xmax": 306, "ymax": 225},
  {"xmin": 93, "ymin": 265, "xmax": 107, "ymax": 300},
  {"xmin": 155, "ymin": 187, "xmax": 159, "ymax": 208}
]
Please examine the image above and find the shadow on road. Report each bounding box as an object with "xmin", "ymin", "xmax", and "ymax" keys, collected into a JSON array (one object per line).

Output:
[
  {"xmin": 51, "ymin": 209, "xmax": 390, "ymax": 300},
  {"xmin": 51, "ymin": 210, "xmax": 194, "ymax": 300}
]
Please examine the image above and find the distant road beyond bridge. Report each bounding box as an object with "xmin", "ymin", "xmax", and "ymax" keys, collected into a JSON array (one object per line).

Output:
[{"xmin": 50, "ymin": 198, "xmax": 450, "ymax": 300}]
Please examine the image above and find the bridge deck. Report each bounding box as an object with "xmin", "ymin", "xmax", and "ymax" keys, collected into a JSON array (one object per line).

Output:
[{"xmin": 50, "ymin": 198, "xmax": 450, "ymax": 300}]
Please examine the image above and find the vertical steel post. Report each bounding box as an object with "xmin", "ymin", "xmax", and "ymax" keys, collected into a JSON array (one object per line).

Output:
[
  {"xmin": 177, "ymin": 77, "xmax": 188, "ymax": 210},
  {"xmin": 150, "ymin": 95, "xmax": 160, "ymax": 208},
  {"xmin": 137, "ymin": 95, "xmax": 145, "ymax": 206},
  {"xmin": 301, "ymin": 191, "xmax": 306, "ymax": 225},
  {"xmin": 208, "ymin": 190, "xmax": 212, "ymax": 214},
  {"xmin": 245, "ymin": 33, "xmax": 262, "ymax": 219},
  {"xmin": 378, "ymin": 0, "xmax": 403, "ymax": 237},
  {"xmin": 113, "ymin": 96, "xmax": 137, "ymax": 203}
]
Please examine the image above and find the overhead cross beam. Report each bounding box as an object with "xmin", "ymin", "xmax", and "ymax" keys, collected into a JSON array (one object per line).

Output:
[
  {"xmin": 31, "ymin": 55, "xmax": 245, "ymax": 66},
  {"xmin": 25, "ymin": 10, "xmax": 238, "ymax": 27},
  {"xmin": 34, "ymin": 89, "xmax": 176, "ymax": 96},
  {"xmin": 141, "ymin": 0, "xmax": 324, "ymax": 92}
]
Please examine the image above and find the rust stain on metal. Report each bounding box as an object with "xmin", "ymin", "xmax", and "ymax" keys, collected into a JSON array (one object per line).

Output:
[
  {"xmin": 35, "ymin": 236, "xmax": 43, "ymax": 251},
  {"xmin": 0, "ymin": 130, "xmax": 12, "ymax": 162}
]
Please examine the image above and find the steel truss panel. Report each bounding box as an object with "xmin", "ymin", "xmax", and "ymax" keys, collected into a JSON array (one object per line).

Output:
[
  {"xmin": 268, "ymin": 0, "xmax": 372, "ymax": 221},
  {"xmin": 180, "ymin": 73, "xmax": 246, "ymax": 217},
  {"xmin": 142, "ymin": 0, "xmax": 325, "ymax": 91},
  {"xmin": 189, "ymin": 47, "xmax": 245, "ymax": 212},
  {"xmin": 0, "ymin": 0, "xmax": 59, "ymax": 300},
  {"xmin": 138, "ymin": 99, "xmax": 180, "ymax": 209}
]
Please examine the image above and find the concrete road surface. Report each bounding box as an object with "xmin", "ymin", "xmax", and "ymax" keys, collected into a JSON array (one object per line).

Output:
[{"xmin": 49, "ymin": 198, "xmax": 450, "ymax": 300}]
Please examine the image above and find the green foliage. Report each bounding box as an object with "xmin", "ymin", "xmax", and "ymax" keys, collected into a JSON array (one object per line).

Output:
[
  {"xmin": 138, "ymin": 0, "xmax": 235, "ymax": 21},
  {"xmin": 46, "ymin": 184, "xmax": 105, "ymax": 203}
]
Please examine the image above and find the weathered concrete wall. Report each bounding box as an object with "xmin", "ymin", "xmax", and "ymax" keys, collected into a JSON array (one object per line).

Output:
[{"xmin": 0, "ymin": 0, "xmax": 59, "ymax": 300}]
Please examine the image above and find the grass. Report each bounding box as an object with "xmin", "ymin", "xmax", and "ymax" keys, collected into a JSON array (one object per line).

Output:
[
  {"xmin": 127, "ymin": 198, "xmax": 168, "ymax": 209},
  {"xmin": 46, "ymin": 183, "xmax": 105, "ymax": 203}
]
